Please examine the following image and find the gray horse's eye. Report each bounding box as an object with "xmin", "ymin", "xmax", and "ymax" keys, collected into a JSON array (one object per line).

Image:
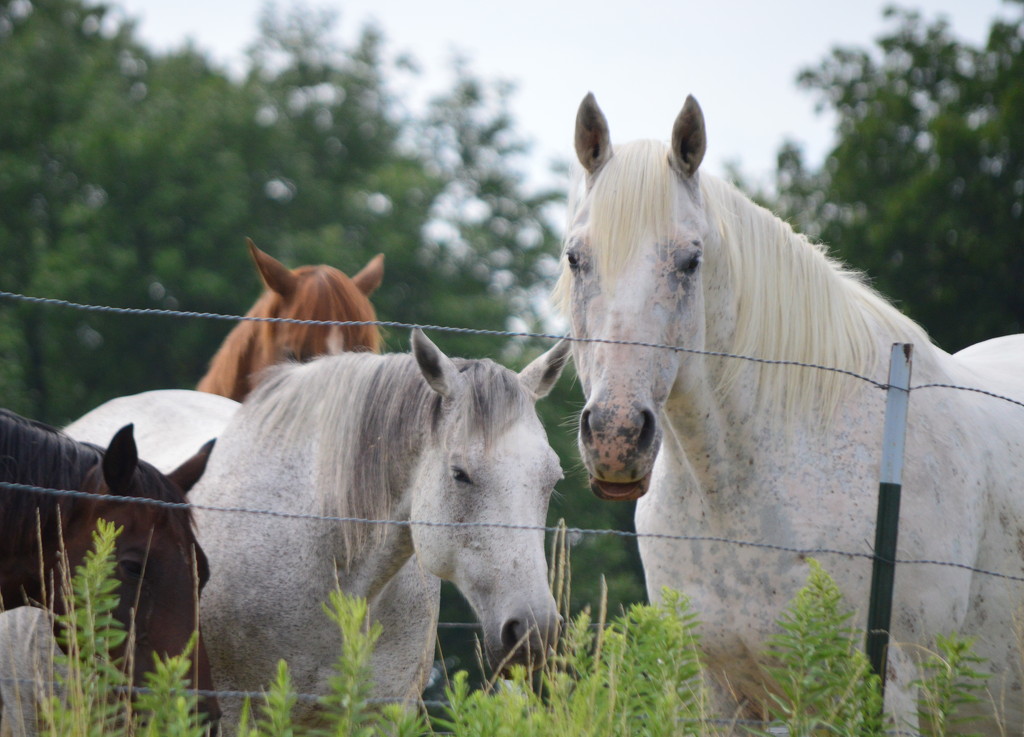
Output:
[{"xmin": 451, "ymin": 466, "xmax": 473, "ymax": 484}]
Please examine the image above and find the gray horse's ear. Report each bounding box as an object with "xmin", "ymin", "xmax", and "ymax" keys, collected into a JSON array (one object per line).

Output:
[
  {"xmin": 669, "ymin": 95, "xmax": 706, "ymax": 178},
  {"xmin": 412, "ymin": 329, "xmax": 459, "ymax": 399},
  {"xmin": 519, "ymin": 340, "xmax": 571, "ymax": 400},
  {"xmin": 248, "ymin": 238, "xmax": 298, "ymax": 299},
  {"xmin": 575, "ymin": 92, "xmax": 613, "ymax": 175},
  {"xmin": 351, "ymin": 253, "xmax": 384, "ymax": 296}
]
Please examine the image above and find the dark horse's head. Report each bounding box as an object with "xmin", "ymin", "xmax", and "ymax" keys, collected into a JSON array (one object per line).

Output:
[{"xmin": 0, "ymin": 411, "xmax": 221, "ymax": 729}]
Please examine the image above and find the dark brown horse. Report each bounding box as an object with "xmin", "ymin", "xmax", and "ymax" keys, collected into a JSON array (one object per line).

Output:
[
  {"xmin": 196, "ymin": 239, "xmax": 384, "ymax": 401},
  {"xmin": 0, "ymin": 409, "xmax": 220, "ymax": 727}
]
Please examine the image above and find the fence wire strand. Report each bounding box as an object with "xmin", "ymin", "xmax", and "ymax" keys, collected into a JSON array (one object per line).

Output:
[
  {"xmin": 0, "ymin": 289, "xmax": 891, "ymax": 388},
  {"xmin": 3, "ymin": 478, "xmax": 1023, "ymax": 583}
]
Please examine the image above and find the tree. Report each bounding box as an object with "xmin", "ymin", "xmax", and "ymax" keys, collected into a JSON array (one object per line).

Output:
[
  {"xmin": 0, "ymin": 1, "xmax": 557, "ymax": 419},
  {"xmin": 763, "ymin": 3, "xmax": 1024, "ymax": 352}
]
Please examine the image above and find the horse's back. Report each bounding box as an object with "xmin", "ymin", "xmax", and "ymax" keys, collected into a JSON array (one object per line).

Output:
[
  {"xmin": 953, "ymin": 334, "xmax": 1024, "ymax": 393},
  {"xmin": 65, "ymin": 390, "xmax": 239, "ymax": 472}
]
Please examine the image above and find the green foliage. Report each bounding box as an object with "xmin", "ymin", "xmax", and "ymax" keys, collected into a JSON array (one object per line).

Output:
[
  {"xmin": 134, "ymin": 640, "xmax": 208, "ymax": 737},
  {"xmin": 239, "ymin": 589, "xmax": 427, "ymax": 737},
  {"xmin": 43, "ymin": 518, "xmax": 208, "ymax": 737},
  {"xmin": 0, "ymin": 0, "xmax": 560, "ymax": 421},
  {"xmin": 435, "ymin": 589, "xmax": 707, "ymax": 737},
  {"xmin": 33, "ymin": 545, "xmax": 999, "ymax": 736},
  {"xmin": 762, "ymin": 559, "xmax": 885, "ymax": 736},
  {"xmin": 313, "ymin": 589, "xmax": 403, "ymax": 737},
  {"xmin": 45, "ymin": 519, "xmax": 131, "ymax": 737},
  {"xmin": 761, "ymin": 4, "xmax": 1024, "ymax": 351},
  {"xmin": 914, "ymin": 633, "xmax": 991, "ymax": 737},
  {"xmin": 237, "ymin": 660, "xmax": 299, "ymax": 737}
]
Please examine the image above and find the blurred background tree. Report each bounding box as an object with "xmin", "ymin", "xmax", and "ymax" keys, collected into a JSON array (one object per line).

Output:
[{"xmin": 753, "ymin": 3, "xmax": 1024, "ymax": 352}]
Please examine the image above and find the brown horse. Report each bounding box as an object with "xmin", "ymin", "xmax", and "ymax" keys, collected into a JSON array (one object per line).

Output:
[
  {"xmin": 0, "ymin": 409, "xmax": 220, "ymax": 728},
  {"xmin": 197, "ymin": 239, "xmax": 384, "ymax": 401}
]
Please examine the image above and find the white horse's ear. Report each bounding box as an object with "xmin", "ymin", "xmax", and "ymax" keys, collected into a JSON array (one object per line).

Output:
[
  {"xmin": 575, "ymin": 92, "xmax": 613, "ymax": 175},
  {"xmin": 248, "ymin": 238, "xmax": 298, "ymax": 299},
  {"xmin": 412, "ymin": 329, "xmax": 460, "ymax": 399},
  {"xmin": 351, "ymin": 253, "xmax": 384, "ymax": 296},
  {"xmin": 519, "ymin": 340, "xmax": 571, "ymax": 400},
  {"xmin": 669, "ymin": 95, "xmax": 706, "ymax": 178}
]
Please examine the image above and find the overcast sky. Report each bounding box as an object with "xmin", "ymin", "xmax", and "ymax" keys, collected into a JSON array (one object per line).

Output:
[{"xmin": 113, "ymin": 0, "xmax": 1010, "ymax": 192}]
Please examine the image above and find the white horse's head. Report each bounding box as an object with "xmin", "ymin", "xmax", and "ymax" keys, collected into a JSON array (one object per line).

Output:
[
  {"xmin": 408, "ymin": 330, "xmax": 570, "ymax": 672},
  {"xmin": 554, "ymin": 93, "xmax": 710, "ymax": 501}
]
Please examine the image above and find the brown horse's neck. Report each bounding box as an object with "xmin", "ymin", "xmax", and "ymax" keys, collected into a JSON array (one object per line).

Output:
[{"xmin": 197, "ymin": 318, "xmax": 259, "ymax": 401}]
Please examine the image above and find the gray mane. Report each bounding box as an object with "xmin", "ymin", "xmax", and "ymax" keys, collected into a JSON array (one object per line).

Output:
[{"xmin": 245, "ymin": 351, "xmax": 531, "ymax": 556}]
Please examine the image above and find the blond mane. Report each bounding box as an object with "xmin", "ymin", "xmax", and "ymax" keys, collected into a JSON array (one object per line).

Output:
[{"xmin": 555, "ymin": 140, "xmax": 932, "ymax": 420}]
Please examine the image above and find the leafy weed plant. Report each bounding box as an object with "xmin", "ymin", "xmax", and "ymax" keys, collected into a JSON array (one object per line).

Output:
[{"xmin": 28, "ymin": 531, "xmax": 995, "ymax": 737}]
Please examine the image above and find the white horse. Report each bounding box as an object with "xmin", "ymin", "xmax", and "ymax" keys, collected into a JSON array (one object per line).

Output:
[
  {"xmin": 0, "ymin": 609, "xmax": 60, "ymax": 737},
  {"xmin": 65, "ymin": 330, "xmax": 569, "ymax": 728},
  {"xmin": 554, "ymin": 92, "xmax": 1024, "ymax": 733}
]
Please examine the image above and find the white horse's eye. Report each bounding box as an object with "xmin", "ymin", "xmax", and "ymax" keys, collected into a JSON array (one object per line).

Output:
[
  {"xmin": 566, "ymin": 250, "xmax": 581, "ymax": 271},
  {"xmin": 675, "ymin": 250, "xmax": 702, "ymax": 275},
  {"xmin": 451, "ymin": 466, "xmax": 473, "ymax": 484}
]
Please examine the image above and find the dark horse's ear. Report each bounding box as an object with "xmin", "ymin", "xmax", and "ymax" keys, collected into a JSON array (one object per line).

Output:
[
  {"xmin": 167, "ymin": 438, "xmax": 216, "ymax": 494},
  {"xmin": 102, "ymin": 424, "xmax": 139, "ymax": 494},
  {"xmin": 575, "ymin": 92, "xmax": 613, "ymax": 176},
  {"xmin": 247, "ymin": 238, "xmax": 298, "ymax": 300},
  {"xmin": 669, "ymin": 95, "xmax": 706, "ymax": 178},
  {"xmin": 351, "ymin": 253, "xmax": 385, "ymax": 296}
]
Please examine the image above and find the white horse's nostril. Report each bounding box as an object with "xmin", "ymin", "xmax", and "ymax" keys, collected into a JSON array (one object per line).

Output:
[
  {"xmin": 580, "ymin": 408, "xmax": 594, "ymax": 443},
  {"xmin": 501, "ymin": 617, "xmax": 529, "ymax": 651}
]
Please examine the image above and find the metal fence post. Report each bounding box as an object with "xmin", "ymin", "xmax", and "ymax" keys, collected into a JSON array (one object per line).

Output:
[{"xmin": 865, "ymin": 343, "xmax": 913, "ymax": 695}]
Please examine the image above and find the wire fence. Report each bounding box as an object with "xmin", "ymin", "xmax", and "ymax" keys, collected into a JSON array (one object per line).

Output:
[
  {"xmin": 2, "ymin": 287, "xmax": 1024, "ymax": 581},
  {"xmin": 8, "ymin": 287, "xmax": 1024, "ymax": 404},
  {"xmin": 2, "ymin": 286, "xmax": 1023, "ymax": 731},
  {"xmin": 3, "ymin": 478, "xmax": 1024, "ymax": 584}
]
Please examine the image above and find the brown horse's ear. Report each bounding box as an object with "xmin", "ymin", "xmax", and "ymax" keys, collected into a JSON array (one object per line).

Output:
[
  {"xmin": 167, "ymin": 439, "xmax": 216, "ymax": 494},
  {"xmin": 669, "ymin": 95, "xmax": 706, "ymax": 178},
  {"xmin": 102, "ymin": 424, "xmax": 139, "ymax": 493},
  {"xmin": 351, "ymin": 253, "xmax": 384, "ymax": 296},
  {"xmin": 575, "ymin": 92, "xmax": 613, "ymax": 175},
  {"xmin": 247, "ymin": 238, "xmax": 298, "ymax": 300}
]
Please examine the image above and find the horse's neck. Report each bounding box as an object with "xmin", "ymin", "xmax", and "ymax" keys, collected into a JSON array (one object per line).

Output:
[
  {"xmin": 196, "ymin": 322, "xmax": 259, "ymax": 401},
  {"xmin": 333, "ymin": 449, "xmax": 421, "ymax": 602},
  {"xmin": 335, "ymin": 525, "xmax": 416, "ymax": 604},
  {"xmin": 0, "ymin": 556, "xmax": 44, "ymax": 607},
  {"xmin": 665, "ymin": 321, "xmax": 952, "ymax": 503}
]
